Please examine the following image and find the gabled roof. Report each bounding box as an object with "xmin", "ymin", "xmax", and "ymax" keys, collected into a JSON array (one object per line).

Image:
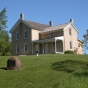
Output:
[
  {"xmin": 9, "ymin": 19, "xmax": 78, "ymax": 33},
  {"xmin": 39, "ymin": 23, "xmax": 70, "ymax": 33},
  {"xmin": 9, "ymin": 19, "xmax": 50, "ymax": 33},
  {"xmin": 78, "ymin": 39, "xmax": 83, "ymax": 44},
  {"xmin": 24, "ymin": 20, "xmax": 50, "ymax": 31},
  {"xmin": 39, "ymin": 22, "xmax": 79, "ymax": 33}
]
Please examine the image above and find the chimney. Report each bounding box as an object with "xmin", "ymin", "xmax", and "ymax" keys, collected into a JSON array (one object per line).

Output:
[
  {"xmin": 20, "ymin": 13, "xmax": 24, "ymax": 20},
  {"xmin": 70, "ymin": 19, "xmax": 73, "ymax": 24},
  {"xmin": 49, "ymin": 21, "xmax": 53, "ymax": 26}
]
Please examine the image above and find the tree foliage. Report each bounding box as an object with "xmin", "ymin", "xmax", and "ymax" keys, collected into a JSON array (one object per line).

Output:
[
  {"xmin": 0, "ymin": 8, "xmax": 11, "ymax": 56},
  {"xmin": 0, "ymin": 8, "xmax": 7, "ymax": 30},
  {"xmin": 83, "ymin": 29, "xmax": 88, "ymax": 51}
]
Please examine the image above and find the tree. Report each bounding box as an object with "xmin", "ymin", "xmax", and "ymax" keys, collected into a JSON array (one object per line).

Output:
[
  {"xmin": 0, "ymin": 8, "xmax": 11, "ymax": 56},
  {"xmin": 83, "ymin": 29, "xmax": 88, "ymax": 53},
  {"xmin": 0, "ymin": 8, "xmax": 7, "ymax": 31}
]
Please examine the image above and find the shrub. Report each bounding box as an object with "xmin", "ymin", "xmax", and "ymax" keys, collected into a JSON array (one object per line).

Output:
[
  {"xmin": 64, "ymin": 50, "xmax": 74, "ymax": 54},
  {"xmin": 6, "ymin": 51, "xmax": 11, "ymax": 56}
]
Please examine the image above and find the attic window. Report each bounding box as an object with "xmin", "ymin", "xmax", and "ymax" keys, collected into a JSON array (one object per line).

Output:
[
  {"xmin": 50, "ymin": 33, "xmax": 53, "ymax": 37},
  {"xmin": 69, "ymin": 28, "xmax": 72, "ymax": 35}
]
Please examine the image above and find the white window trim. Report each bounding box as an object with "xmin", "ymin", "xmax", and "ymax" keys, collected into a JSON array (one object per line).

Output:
[
  {"xmin": 69, "ymin": 28, "xmax": 72, "ymax": 35},
  {"xmin": 24, "ymin": 43, "xmax": 27, "ymax": 52},
  {"xmin": 16, "ymin": 32, "xmax": 19, "ymax": 40},
  {"xmin": 69, "ymin": 41, "xmax": 73, "ymax": 49},
  {"xmin": 24, "ymin": 30, "xmax": 27, "ymax": 39},
  {"xmin": 16, "ymin": 44, "xmax": 19, "ymax": 53}
]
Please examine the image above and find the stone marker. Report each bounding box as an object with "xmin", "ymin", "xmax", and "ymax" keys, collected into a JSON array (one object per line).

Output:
[{"xmin": 7, "ymin": 56, "xmax": 22, "ymax": 70}]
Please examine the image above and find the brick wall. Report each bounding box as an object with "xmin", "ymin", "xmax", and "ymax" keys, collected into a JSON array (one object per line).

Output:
[{"xmin": 12, "ymin": 22, "xmax": 32, "ymax": 55}]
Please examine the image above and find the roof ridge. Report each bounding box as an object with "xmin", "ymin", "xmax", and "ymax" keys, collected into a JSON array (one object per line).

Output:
[
  {"xmin": 23, "ymin": 20, "xmax": 50, "ymax": 31},
  {"xmin": 42, "ymin": 22, "xmax": 70, "ymax": 29},
  {"xmin": 24, "ymin": 20, "xmax": 50, "ymax": 26},
  {"xmin": 54, "ymin": 22, "xmax": 70, "ymax": 26},
  {"xmin": 40, "ymin": 22, "xmax": 71, "ymax": 33}
]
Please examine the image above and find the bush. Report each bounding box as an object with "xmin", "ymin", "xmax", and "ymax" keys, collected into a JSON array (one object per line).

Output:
[
  {"xmin": 6, "ymin": 51, "xmax": 11, "ymax": 56},
  {"xmin": 64, "ymin": 50, "xmax": 74, "ymax": 54}
]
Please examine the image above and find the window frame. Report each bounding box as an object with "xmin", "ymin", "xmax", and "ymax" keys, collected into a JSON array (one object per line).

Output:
[
  {"xmin": 69, "ymin": 41, "xmax": 72, "ymax": 49},
  {"xmin": 16, "ymin": 44, "xmax": 19, "ymax": 53},
  {"xmin": 69, "ymin": 28, "xmax": 72, "ymax": 35},
  {"xmin": 24, "ymin": 43, "xmax": 27, "ymax": 52},
  {"xmin": 16, "ymin": 32, "xmax": 19, "ymax": 40},
  {"xmin": 78, "ymin": 43, "xmax": 80, "ymax": 47},
  {"xmin": 24, "ymin": 30, "xmax": 27, "ymax": 39}
]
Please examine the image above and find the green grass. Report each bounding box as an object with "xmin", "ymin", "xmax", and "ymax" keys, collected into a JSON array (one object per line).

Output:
[{"xmin": 0, "ymin": 54, "xmax": 88, "ymax": 88}]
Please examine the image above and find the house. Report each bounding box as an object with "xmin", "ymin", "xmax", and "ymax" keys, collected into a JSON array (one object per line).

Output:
[{"xmin": 9, "ymin": 14, "xmax": 83, "ymax": 56}]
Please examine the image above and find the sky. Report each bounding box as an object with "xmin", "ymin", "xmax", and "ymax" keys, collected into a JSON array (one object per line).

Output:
[{"xmin": 0, "ymin": 0, "xmax": 88, "ymax": 41}]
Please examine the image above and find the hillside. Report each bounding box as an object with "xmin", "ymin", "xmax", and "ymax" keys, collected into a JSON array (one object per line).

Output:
[{"xmin": 0, "ymin": 54, "xmax": 88, "ymax": 88}]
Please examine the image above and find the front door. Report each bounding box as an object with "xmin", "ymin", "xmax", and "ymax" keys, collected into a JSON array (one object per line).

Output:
[{"xmin": 45, "ymin": 43, "xmax": 48, "ymax": 54}]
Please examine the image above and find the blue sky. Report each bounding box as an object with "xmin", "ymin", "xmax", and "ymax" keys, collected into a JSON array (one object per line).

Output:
[
  {"xmin": 0, "ymin": 0, "xmax": 88, "ymax": 41},
  {"xmin": 0, "ymin": 0, "xmax": 88, "ymax": 39}
]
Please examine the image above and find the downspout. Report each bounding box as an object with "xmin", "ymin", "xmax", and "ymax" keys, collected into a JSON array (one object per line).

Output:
[{"xmin": 55, "ymin": 39, "xmax": 57, "ymax": 54}]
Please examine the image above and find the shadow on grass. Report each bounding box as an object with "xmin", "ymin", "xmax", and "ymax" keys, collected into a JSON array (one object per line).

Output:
[
  {"xmin": 53, "ymin": 82, "xmax": 60, "ymax": 88},
  {"xmin": 74, "ymin": 72, "xmax": 88, "ymax": 77},
  {"xmin": 0, "ymin": 67, "xmax": 7, "ymax": 70},
  {"xmin": 51, "ymin": 60, "xmax": 88, "ymax": 73}
]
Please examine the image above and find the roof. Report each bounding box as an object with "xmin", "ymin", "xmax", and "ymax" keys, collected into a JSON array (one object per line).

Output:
[
  {"xmin": 9, "ymin": 19, "xmax": 50, "ymax": 33},
  {"xmin": 39, "ymin": 23, "xmax": 70, "ymax": 33},
  {"xmin": 78, "ymin": 39, "xmax": 83, "ymax": 43},
  {"xmin": 24, "ymin": 20, "xmax": 50, "ymax": 31},
  {"xmin": 9, "ymin": 19, "xmax": 78, "ymax": 33}
]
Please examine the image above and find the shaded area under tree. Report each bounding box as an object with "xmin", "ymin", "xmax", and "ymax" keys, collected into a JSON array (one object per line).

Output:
[{"xmin": 51, "ymin": 60, "xmax": 88, "ymax": 74}]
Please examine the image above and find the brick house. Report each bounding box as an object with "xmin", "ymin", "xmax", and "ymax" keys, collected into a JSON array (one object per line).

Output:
[{"xmin": 9, "ymin": 14, "xmax": 83, "ymax": 56}]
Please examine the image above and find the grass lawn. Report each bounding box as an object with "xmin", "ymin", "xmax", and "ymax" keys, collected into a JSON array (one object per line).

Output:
[{"xmin": 0, "ymin": 54, "xmax": 88, "ymax": 88}]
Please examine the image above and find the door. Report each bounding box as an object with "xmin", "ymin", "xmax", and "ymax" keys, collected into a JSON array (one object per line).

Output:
[{"xmin": 45, "ymin": 43, "xmax": 48, "ymax": 54}]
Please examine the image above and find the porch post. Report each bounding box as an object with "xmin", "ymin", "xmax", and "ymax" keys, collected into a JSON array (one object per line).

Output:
[
  {"xmin": 42, "ymin": 42, "xmax": 44, "ymax": 54},
  {"xmin": 32, "ymin": 43, "xmax": 33, "ymax": 55},
  {"xmin": 55, "ymin": 39, "xmax": 56, "ymax": 54},
  {"xmin": 62, "ymin": 40, "xmax": 64, "ymax": 54}
]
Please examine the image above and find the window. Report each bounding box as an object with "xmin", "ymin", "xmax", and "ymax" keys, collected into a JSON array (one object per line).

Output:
[
  {"xmin": 53, "ymin": 42, "xmax": 55, "ymax": 49},
  {"xmin": 24, "ymin": 43, "xmax": 27, "ymax": 52},
  {"xmin": 50, "ymin": 33, "xmax": 53, "ymax": 37},
  {"xmin": 16, "ymin": 32, "xmax": 19, "ymax": 40},
  {"xmin": 69, "ymin": 41, "xmax": 72, "ymax": 49},
  {"xmin": 78, "ymin": 44, "xmax": 80, "ymax": 47},
  {"xmin": 16, "ymin": 44, "xmax": 19, "ymax": 53},
  {"xmin": 69, "ymin": 28, "xmax": 72, "ymax": 35},
  {"xmin": 24, "ymin": 30, "xmax": 27, "ymax": 39}
]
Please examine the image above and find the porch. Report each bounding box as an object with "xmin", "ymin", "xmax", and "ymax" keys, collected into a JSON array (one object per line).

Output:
[{"xmin": 31, "ymin": 36, "xmax": 64, "ymax": 54}]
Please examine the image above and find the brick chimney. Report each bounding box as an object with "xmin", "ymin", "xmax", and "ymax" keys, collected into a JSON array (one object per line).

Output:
[
  {"xmin": 49, "ymin": 21, "xmax": 53, "ymax": 26},
  {"xmin": 70, "ymin": 19, "xmax": 73, "ymax": 24},
  {"xmin": 20, "ymin": 13, "xmax": 24, "ymax": 20}
]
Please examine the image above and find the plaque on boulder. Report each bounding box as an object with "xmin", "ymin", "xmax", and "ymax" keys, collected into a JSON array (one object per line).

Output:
[{"xmin": 7, "ymin": 56, "xmax": 22, "ymax": 70}]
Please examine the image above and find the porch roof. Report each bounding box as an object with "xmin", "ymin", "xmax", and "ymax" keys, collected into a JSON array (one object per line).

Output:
[{"xmin": 32, "ymin": 36, "xmax": 64, "ymax": 43}]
